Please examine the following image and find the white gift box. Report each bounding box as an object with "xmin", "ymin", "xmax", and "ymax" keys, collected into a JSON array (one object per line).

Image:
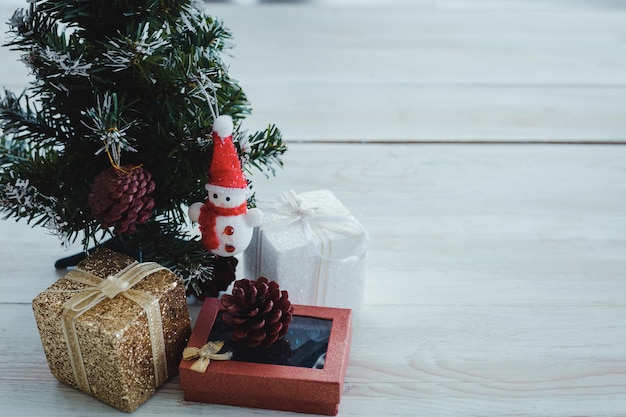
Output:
[{"xmin": 244, "ymin": 189, "xmax": 368, "ymax": 310}]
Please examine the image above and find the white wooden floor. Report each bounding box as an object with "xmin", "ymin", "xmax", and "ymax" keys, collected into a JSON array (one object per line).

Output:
[{"xmin": 1, "ymin": 1, "xmax": 626, "ymax": 416}]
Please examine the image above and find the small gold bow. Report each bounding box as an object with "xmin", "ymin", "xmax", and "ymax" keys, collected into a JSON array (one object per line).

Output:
[{"xmin": 183, "ymin": 341, "xmax": 233, "ymax": 373}]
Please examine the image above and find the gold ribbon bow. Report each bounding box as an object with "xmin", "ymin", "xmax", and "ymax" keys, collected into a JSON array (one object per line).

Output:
[
  {"xmin": 183, "ymin": 341, "xmax": 233, "ymax": 373},
  {"xmin": 59, "ymin": 261, "xmax": 169, "ymax": 394}
]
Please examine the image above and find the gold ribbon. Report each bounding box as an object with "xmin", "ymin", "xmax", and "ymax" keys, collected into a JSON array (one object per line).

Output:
[
  {"xmin": 59, "ymin": 261, "xmax": 169, "ymax": 394},
  {"xmin": 182, "ymin": 341, "xmax": 232, "ymax": 373}
]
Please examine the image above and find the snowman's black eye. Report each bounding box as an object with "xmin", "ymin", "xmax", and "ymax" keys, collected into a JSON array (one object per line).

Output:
[
  {"xmin": 213, "ymin": 194, "xmax": 218, "ymax": 199},
  {"xmin": 226, "ymin": 196, "xmax": 230, "ymax": 202}
]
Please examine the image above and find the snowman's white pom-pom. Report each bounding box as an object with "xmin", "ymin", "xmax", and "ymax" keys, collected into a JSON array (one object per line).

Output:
[{"xmin": 212, "ymin": 115, "xmax": 233, "ymax": 138}]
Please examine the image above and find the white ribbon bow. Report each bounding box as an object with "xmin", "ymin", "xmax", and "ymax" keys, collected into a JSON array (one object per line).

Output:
[{"xmin": 260, "ymin": 190, "xmax": 368, "ymax": 263}]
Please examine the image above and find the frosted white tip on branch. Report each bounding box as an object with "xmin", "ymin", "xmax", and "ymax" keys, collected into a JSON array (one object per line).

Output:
[
  {"xmin": 81, "ymin": 93, "xmax": 138, "ymax": 167},
  {"xmin": 40, "ymin": 47, "xmax": 92, "ymax": 78},
  {"xmin": 0, "ymin": 173, "xmax": 70, "ymax": 246},
  {"xmin": 103, "ymin": 22, "xmax": 168, "ymax": 72},
  {"xmin": 7, "ymin": 8, "xmax": 29, "ymax": 30}
]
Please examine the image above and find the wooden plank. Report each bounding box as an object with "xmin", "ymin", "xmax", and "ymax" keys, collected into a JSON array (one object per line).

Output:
[
  {"xmin": 2, "ymin": 302, "xmax": 625, "ymax": 416},
  {"xmin": 0, "ymin": 0, "xmax": 625, "ymax": 413},
  {"xmin": 248, "ymin": 143, "xmax": 626, "ymax": 306},
  {"xmin": 237, "ymin": 83, "xmax": 626, "ymax": 142},
  {"xmin": 2, "ymin": 145, "xmax": 626, "ymax": 415},
  {"xmin": 217, "ymin": 6, "xmax": 626, "ymax": 85},
  {"xmin": 0, "ymin": 219, "xmax": 80, "ymax": 305},
  {"xmin": 4, "ymin": 143, "xmax": 626, "ymax": 306},
  {"xmin": 207, "ymin": 5, "xmax": 626, "ymax": 141},
  {"xmin": 2, "ymin": 3, "xmax": 626, "ymax": 141},
  {"xmin": 205, "ymin": 0, "xmax": 626, "ymax": 11}
]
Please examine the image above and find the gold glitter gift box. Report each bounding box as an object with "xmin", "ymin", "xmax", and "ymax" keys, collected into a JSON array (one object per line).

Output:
[{"xmin": 32, "ymin": 248, "xmax": 191, "ymax": 412}]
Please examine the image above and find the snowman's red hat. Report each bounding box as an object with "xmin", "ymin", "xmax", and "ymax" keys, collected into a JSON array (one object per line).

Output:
[{"xmin": 205, "ymin": 115, "xmax": 248, "ymax": 194}]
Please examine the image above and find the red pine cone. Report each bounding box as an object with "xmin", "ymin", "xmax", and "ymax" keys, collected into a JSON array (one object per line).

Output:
[
  {"xmin": 88, "ymin": 165, "xmax": 156, "ymax": 235},
  {"xmin": 221, "ymin": 277, "xmax": 293, "ymax": 348}
]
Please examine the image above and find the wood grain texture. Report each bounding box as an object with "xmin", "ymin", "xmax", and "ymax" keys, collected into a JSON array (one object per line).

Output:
[
  {"xmin": 2, "ymin": 1, "xmax": 626, "ymax": 141},
  {"xmin": 1, "ymin": 0, "xmax": 626, "ymax": 415},
  {"xmin": 2, "ymin": 144, "xmax": 626, "ymax": 416},
  {"xmin": 205, "ymin": 3, "xmax": 626, "ymax": 141}
]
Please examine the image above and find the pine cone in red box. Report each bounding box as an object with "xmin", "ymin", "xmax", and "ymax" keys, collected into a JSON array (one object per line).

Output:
[
  {"xmin": 88, "ymin": 165, "xmax": 156, "ymax": 235},
  {"xmin": 221, "ymin": 277, "xmax": 293, "ymax": 348}
]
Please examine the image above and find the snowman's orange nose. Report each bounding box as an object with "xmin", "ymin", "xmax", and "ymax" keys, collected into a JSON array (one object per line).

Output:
[{"xmin": 224, "ymin": 226, "xmax": 235, "ymax": 235}]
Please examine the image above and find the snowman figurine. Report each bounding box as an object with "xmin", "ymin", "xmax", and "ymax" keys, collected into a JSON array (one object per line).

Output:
[{"xmin": 189, "ymin": 115, "xmax": 262, "ymax": 257}]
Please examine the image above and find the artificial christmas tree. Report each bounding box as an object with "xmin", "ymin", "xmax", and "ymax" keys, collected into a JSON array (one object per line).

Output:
[{"xmin": 0, "ymin": 0, "xmax": 286, "ymax": 297}]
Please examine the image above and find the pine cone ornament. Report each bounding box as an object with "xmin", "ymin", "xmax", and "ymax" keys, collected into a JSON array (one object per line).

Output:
[
  {"xmin": 221, "ymin": 277, "xmax": 293, "ymax": 348},
  {"xmin": 88, "ymin": 165, "xmax": 156, "ymax": 235}
]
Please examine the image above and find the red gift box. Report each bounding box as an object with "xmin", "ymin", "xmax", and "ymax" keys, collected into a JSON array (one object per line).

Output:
[{"xmin": 179, "ymin": 297, "xmax": 352, "ymax": 415}]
